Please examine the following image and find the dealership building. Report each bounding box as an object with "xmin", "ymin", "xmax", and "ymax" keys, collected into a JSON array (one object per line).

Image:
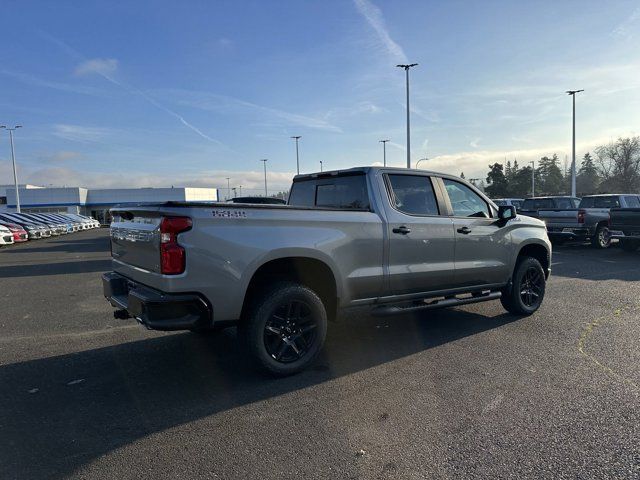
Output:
[{"xmin": 0, "ymin": 185, "xmax": 218, "ymax": 224}]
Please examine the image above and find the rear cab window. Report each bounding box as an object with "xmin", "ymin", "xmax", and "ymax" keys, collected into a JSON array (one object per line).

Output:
[{"xmin": 288, "ymin": 173, "xmax": 370, "ymax": 210}]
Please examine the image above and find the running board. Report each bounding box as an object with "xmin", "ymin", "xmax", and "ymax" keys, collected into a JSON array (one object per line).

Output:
[{"xmin": 371, "ymin": 291, "xmax": 502, "ymax": 317}]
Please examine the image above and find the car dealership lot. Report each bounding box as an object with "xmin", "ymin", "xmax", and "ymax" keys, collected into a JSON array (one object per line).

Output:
[{"xmin": 1, "ymin": 230, "xmax": 639, "ymax": 479}]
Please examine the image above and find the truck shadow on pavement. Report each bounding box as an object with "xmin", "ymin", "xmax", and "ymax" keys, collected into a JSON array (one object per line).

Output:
[
  {"xmin": 0, "ymin": 308, "xmax": 518, "ymax": 479},
  {"xmin": 550, "ymin": 245, "xmax": 640, "ymax": 282},
  {"xmin": 0, "ymin": 259, "xmax": 113, "ymax": 277}
]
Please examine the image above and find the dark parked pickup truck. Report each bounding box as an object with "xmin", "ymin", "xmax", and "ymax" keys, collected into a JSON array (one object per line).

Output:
[
  {"xmin": 539, "ymin": 194, "xmax": 640, "ymax": 248},
  {"xmin": 609, "ymin": 208, "xmax": 640, "ymax": 252},
  {"xmin": 519, "ymin": 196, "xmax": 581, "ymax": 219}
]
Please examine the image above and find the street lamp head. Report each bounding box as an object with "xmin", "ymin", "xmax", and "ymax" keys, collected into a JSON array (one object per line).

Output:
[
  {"xmin": 396, "ymin": 63, "xmax": 418, "ymax": 70},
  {"xmin": 380, "ymin": 139, "xmax": 390, "ymax": 143},
  {"xmin": 291, "ymin": 136, "xmax": 301, "ymax": 140},
  {"xmin": 566, "ymin": 89, "xmax": 584, "ymax": 95},
  {"xmin": 15, "ymin": 125, "xmax": 22, "ymax": 129}
]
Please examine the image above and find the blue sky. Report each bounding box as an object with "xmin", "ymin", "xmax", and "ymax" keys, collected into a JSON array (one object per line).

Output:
[{"xmin": 1, "ymin": 0, "xmax": 639, "ymax": 194}]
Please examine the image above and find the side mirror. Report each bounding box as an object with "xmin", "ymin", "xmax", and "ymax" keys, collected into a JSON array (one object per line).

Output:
[{"xmin": 498, "ymin": 205, "xmax": 516, "ymax": 221}]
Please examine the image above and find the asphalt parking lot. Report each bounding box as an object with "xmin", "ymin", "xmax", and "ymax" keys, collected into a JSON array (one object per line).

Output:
[{"xmin": 1, "ymin": 229, "xmax": 639, "ymax": 479}]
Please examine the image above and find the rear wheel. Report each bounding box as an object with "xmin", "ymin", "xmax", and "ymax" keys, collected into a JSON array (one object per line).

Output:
[
  {"xmin": 501, "ymin": 257, "xmax": 546, "ymax": 315},
  {"xmin": 240, "ymin": 282, "xmax": 327, "ymax": 376},
  {"xmin": 621, "ymin": 239, "xmax": 640, "ymax": 252},
  {"xmin": 591, "ymin": 224, "xmax": 611, "ymax": 249}
]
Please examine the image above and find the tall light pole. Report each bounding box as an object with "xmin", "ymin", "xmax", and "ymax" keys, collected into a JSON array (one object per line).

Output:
[
  {"xmin": 1, "ymin": 125, "xmax": 22, "ymax": 212},
  {"xmin": 239, "ymin": 185, "xmax": 242, "ymax": 196},
  {"xmin": 379, "ymin": 139, "xmax": 390, "ymax": 167},
  {"xmin": 291, "ymin": 136, "xmax": 301, "ymax": 175},
  {"xmin": 416, "ymin": 157, "xmax": 428, "ymax": 169},
  {"xmin": 225, "ymin": 177, "xmax": 231, "ymax": 200},
  {"xmin": 566, "ymin": 90, "xmax": 583, "ymax": 197},
  {"xmin": 396, "ymin": 63, "xmax": 418, "ymax": 168},
  {"xmin": 260, "ymin": 159, "xmax": 268, "ymax": 196},
  {"xmin": 529, "ymin": 160, "xmax": 535, "ymax": 197},
  {"xmin": 319, "ymin": 160, "xmax": 323, "ymax": 172},
  {"xmin": 232, "ymin": 187, "xmax": 237, "ymax": 197}
]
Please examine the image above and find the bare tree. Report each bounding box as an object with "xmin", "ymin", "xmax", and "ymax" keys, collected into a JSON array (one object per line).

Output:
[{"xmin": 595, "ymin": 137, "xmax": 640, "ymax": 192}]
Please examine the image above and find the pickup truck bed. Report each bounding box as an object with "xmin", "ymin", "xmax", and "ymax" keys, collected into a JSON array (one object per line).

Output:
[{"xmin": 103, "ymin": 167, "xmax": 552, "ymax": 375}]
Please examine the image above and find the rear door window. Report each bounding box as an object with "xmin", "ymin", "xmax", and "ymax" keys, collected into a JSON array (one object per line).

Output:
[
  {"xmin": 387, "ymin": 174, "xmax": 439, "ymax": 215},
  {"xmin": 624, "ymin": 196, "xmax": 640, "ymax": 208}
]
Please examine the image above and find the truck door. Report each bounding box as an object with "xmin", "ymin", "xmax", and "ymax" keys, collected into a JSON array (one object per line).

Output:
[
  {"xmin": 437, "ymin": 177, "xmax": 512, "ymax": 288},
  {"xmin": 384, "ymin": 173, "xmax": 456, "ymax": 295}
]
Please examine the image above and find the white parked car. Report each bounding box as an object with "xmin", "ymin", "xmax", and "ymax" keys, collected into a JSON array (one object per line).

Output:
[{"xmin": 0, "ymin": 224, "xmax": 15, "ymax": 246}]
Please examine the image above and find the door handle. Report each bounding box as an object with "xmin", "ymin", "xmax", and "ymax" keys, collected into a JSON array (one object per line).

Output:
[
  {"xmin": 457, "ymin": 226, "xmax": 472, "ymax": 234},
  {"xmin": 393, "ymin": 225, "xmax": 411, "ymax": 235}
]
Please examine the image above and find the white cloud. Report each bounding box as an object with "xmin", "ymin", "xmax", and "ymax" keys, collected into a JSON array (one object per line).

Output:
[
  {"xmin": 52, "ymin": 124, "xmax": 113, "ymax": 143},
  {"xmin": 353, "ymin": 0, "xmax": 408, "ymax": 63},
  {"xmin": 158, "ymin": 88, "xmax": 342, "ymax": 132},
  {"xmin": 469, "ymin": 137, "xmax": 481, "ymax": 148},
  {"xmin": 1, "ymin": 69, "xmax": 105, "ymax": 96},
  {"xmin": 74, "ymin": 58, "xmax": 118, "ymax": 77},
  {"xmin": 612, "ymin": 7, "xmax": 640, "ymax": 39}
]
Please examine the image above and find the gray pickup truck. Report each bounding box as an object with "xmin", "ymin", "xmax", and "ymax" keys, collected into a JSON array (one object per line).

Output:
[
  {"xmin": 539, "ymin": 194, "xmax": 640, "ymax": 248},
  {"xmin": 102, "ymin": 167, "xmax": 551, "ymax": 375},
  {"xmin": 609, "ymin": 208, "xmax": 640, "ymax": 252}
]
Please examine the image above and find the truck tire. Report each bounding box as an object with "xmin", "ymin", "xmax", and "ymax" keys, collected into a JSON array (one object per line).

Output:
[
  {"xmin": 500, "ymin": 257, "xmax": 546, "ymax": 315},
  {"xmin": 621, "ymin": 239, "xmax": 639, "ymax": 252},
  {"xmin": 240, "ymin": 281, "xmax": 328, "ymax": 376},
  {"xmin": 591, "ymin": 223, "xmax": 611, "ymax": 249}
]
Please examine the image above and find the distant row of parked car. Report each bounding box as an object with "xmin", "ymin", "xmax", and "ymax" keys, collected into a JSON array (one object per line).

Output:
[
  {"xmin": 0, "ymin": 211, "xmax": 100, "ymax": 247},
  {"xmin": 492, "ymin": 194, "xmax": 640, "ymax": 251}
]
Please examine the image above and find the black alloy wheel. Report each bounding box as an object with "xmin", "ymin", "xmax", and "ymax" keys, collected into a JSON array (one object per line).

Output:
[{"xmin": 264, "ymin": 299, "xmax": 318, "ymax": 363}]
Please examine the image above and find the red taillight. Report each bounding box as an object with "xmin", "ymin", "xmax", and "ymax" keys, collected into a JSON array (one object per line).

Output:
[
  {"xmin": 577, "ymin": 209, "xmax": 586, "ymax": 224},
  {"xmin": 159, "ymin": 216, "xmax": 192, "ymax": 274}
]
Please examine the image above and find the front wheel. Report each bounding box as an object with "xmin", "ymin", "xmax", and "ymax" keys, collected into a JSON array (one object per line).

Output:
[
  {"xmin": 501, "ymin": 257, "xmax": 546, "ymax": 315},
  {"xmin": 592, "ymin": 224, "xmax": 611, "ymax": 249},
  {"xmin": 240, "ymin": 282, "xmax": 328, "ymax": 376}
]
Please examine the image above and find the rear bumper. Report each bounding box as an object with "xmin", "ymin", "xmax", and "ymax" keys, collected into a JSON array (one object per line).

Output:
[
  {"xmin": 102, "ymin": 271, "xmax": 212, "ymax": 331},
  {"xmin": 610, "ymin": 230, "xmax": 640, "ymax": 240}
]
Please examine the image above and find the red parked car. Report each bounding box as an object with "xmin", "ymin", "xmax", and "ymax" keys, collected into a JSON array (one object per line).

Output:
[{"xmin": 0, "ymin": 222, "xmax": 29, "ymax": 242}]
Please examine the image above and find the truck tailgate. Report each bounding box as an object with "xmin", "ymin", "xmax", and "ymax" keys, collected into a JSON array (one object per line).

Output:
[
  {"xmin": 538, "ymin": 209, "xmax": 579, "ymax": 226},
  {"xmin": 110, "ymin": 211, "xmax": 163, "ymax": 273}
]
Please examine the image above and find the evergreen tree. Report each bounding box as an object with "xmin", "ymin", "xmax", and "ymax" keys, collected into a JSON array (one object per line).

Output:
[
  {"xmin": 538, "ymin": 154, "xmax": 564, "ymax": 194},
  {"xmin": 485, "ymin": 163, "xmax": 508, "ymax": 197},
  {"xmin": 577, "ymin": 152, "xmax": 600, "ymax": 195}
]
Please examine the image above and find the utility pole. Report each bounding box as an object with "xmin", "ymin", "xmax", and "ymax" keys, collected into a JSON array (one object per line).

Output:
[
  {"xmin": 0, "ymin": 125, "xmax": 22, "ymax": 212},
  {"xmin": 379, "ymin": 139, "xmax": 390, "ymax": 166},
  {"xmin": 530, "ymin": 160, "xmax": 535, "ymax": 197},
  {"xmin": 396, "ymin": 63, "xmax": 418, "ymax": 168},
  {"xmin": 319, "ymin": 160, "xmax": 323, "ymax": 172},
  {"xmin": 260, "ymin": 159, "xmax": 268, "ymax": 196},
  {"xmin": 291, "ymin": 136, "xmax": 301, "ymax": 175},
  {"xmin": 566, "ymin": 90, "xmax": 584, "ymax": 197},
  {"xmin": 226, "ymin": 177, "xmax": 231, "ymax": 200}
]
